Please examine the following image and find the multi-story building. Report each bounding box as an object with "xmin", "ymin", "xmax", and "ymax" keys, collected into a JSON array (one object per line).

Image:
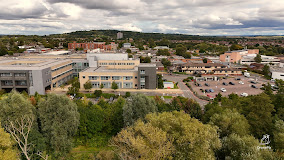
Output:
[
  {"xmin": 117, "ymin": 32, "xmax": 123, "ymax": 39},
  {"xmin": 0, "ymin": 58, "xmax": 73, "ymax": 95},
  {"xmin": 220, "ymin": 49, "xmax": 259, "ymax": 63},
  {"xmin": 79, "ymin": 53, "xmax": 156, "ymax": 89},
  {"xmin": 169, "ymin": 63, "xmax": 242, "ymax": 75},
  {"xmin": 68, "ymin": 42, "xmax": 117, "ymax": 51},
  {"xmin": 240, "ymin": 55, "xmax": 280, "ymax": 65}
]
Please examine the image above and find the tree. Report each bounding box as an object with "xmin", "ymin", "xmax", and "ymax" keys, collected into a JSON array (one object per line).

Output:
[
  {"xmin": 38, "ymin": 94, "xmax": 80, "ymax": 156},
  {"xmin": 176, "ymin": 44, "xmax": 187, "ymax": 56},
  {"xmin": 100, "ymin": 83, "xmax": 104, "ymax": 89},
  {"xmin": 161, "ymin": 58, "xmax": 171, "ymax": 68},
  {"xmin": 209, "ymin": 109, "xmax": 250, "ymax": 138},
  {"xmin": 148, "ymin": 38, "xmax": 156, "ymax": 48},
  {"xmin": 157, "ymin": 49, "xmax": 170, "ymax": 56},
  {"xmin": 220, "ymin": 134, "xmax": 261, "ymax": 160},
  {"xmin": 203, "ymin": 58, "xmax": 208, "ymax": 63},
  {"xmin": 157, "ymin": 74, "xmax": 164, "ymax": 89},
  {"xmin": 263, "ymin": 64, "xmax": 270, "ymax": 79},
  {"xmin": 144, "ymin": 56, "xmax": 151, "ymax": 63},
  {"xmin": 254, "ymin": 54, "xmax": 262, "ymax": 63},
  {"xmin": 145, "ymin": 111, "xmax": 221, "ymax": 159},
  {"xmin": 273, "ymin": 120, "xmax": 284, "ymax": 152},
  {"xmin": 67, "ymin": 77, "xmax": 80, "ymax": 96},
  {"xmin": 183, "ymin": 98, "xmax": 203, "ymax": 120},
  {"xmin": 111, "ymin": 120, "xmax": 174, "ymax": 160},
  {"xmin": 123, "ymin": 94, "xmax": 157, "ymax": 126},
  {"xmin": 111, "ymin": 81, "xmax": 118, "ymax": 91},
  {"xmin": 126, "ymin": 49, "xmax": 131, "ymax": 53},
  {"xmin": 94, "ymin": 90, "xmax": 103, "ymax": 98},
  {"xmin": 0, "ymin": 122, "xmax": 18, "ymax": 160},
  {"xmin": 230, "ymin": 44, "xmax": 243, "ymax": 50},
  {"xmin": 83, "ymin": 80, "xmax": 92, "ymax": 92}
]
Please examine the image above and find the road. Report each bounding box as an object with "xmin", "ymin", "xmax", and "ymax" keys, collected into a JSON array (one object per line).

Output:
[{"xmin": 163, "ymin": 74, "xmax": 209, "ymax": 108}]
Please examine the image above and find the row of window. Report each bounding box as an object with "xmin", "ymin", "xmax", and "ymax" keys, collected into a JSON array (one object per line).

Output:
[
  {"xmin": 52, "ymin": 63, "xmax": 72, "ymax": 72},
  {"xmin": 91, "ymin": 82, "xmax": 135, "ymax": 88},
  {"xmin": 52, "ymin": 69, "xmax": 73, "ymax": 80},
  {"xmin": 1, "ymin": 80, "xmax": 27, "ymax": 86},
  {"xmin": 0, "ymin": 73, "xmax": 27, "ymax": 77},
  {"xmin": 99, "ymin": 62, "xmax": 135, "ymax": 66},
  {"xmin": 83, "ymin": 76, "xmax": 135, "ymax": 80}
]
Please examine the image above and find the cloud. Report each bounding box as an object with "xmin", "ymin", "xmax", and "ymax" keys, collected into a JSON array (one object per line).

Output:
[{"xmin": 0, "ymin": 0, "xmax": 284, "ymax": 35}]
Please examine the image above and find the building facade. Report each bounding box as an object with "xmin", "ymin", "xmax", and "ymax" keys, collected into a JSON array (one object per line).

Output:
[
  {"xmin": 68, "ymin": 42, "xmax": 117, "ymax": 51},
  {"xmin": 220, "ymin": 49, "xmax": 259, "ymax": 63}
]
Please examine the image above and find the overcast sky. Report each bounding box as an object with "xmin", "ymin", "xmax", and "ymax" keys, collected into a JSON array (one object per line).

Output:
[{"xmin": 1, "ymin": 0, "xmax": 284, "ymax": 35}]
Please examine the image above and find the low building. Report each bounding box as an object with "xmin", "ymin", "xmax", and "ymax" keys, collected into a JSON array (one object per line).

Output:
[
  {"xmin": 0, "ymin": 58, "xmax": 73, "ymax": 95},
  {"xmin": 154, "ymin": 46, "xmax": 169, "ymax": 50},
  {"xmin": 240, "ymin": 54, "xmax": 280, "ymax": 65},
  {"xmin": 123, "ymin": 43, "xmax": 131, "ymax": 48},
  {"xmin": 163, "ymin": 82, "xmax": 174, "ymax": 89},
  {"xmin": 271, "ymin": 67, "xmax": 284, "ymax": 81},
  {"xmin": 68, "ymin": 42, "xmax": 117, "ymax": 51}
]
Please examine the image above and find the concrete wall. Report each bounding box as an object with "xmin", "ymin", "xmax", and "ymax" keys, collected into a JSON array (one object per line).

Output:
[
  {"xmin": 272, "ymin": 71, "xmax": 284, "ymax": 80},
  {"xmin": 29, "ymin": 68, "xmax": 51, "ymax": 95}
]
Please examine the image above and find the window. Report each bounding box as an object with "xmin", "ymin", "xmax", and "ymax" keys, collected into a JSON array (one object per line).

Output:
[
  {"xmin": 135, "ymin": 76, "xmax": 137, "ymax": 79},
  {"xmin": 101, "ymin": 76, "xmax": 111, "ymax": 80},
  {"xmin": 112, "ymin": 76, "xmax": 121, "ymax": 80},
  {"xmin": 91, "ymin": 82, "xmax": 100, "ymax": 88},
  {"xmin": 0, "ymin": 73, "xmax": 12, "ymax": 77},
  {"xmin": 15, "ymin": 80, "xmax": 27, "ymax": 86},
  {"xmin": 1, "ymin": 80, "xmax": 13, "ymax": 86},
  {"xmin": 89, "ymin": 76, "xmax": 98, "ymax": 80},
  {"xmin": 14, "ymin": 73, "xmax": 26, "ymax": 77},
  {"xmin": 140, "ymin": 70, "xmax": 145, "ymax": 74},
  {"xmin": 123, "ymin": 76, "xmax": 133, "ymax": 80},
  {"xmin": 123, "ymin": 82, "xmax": 133, "ymax": 88},
  {"xmin": 82, "ymin": 76, "xmax": 85, "ymax": 79}
]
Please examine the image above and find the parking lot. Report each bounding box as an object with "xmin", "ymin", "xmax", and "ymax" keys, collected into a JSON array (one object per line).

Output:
[{"xmin": 190, "ymin": 75, "xmax": 273, "ymax": 98}]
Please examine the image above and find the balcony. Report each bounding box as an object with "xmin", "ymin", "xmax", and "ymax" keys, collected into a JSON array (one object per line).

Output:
[
  {"xmin": 1, "ymin": 80, "xmax": 13, "ymax": 86},
  {"xmin": 15, "ymin": 80, "xmax": 27, "ymax": 86}
]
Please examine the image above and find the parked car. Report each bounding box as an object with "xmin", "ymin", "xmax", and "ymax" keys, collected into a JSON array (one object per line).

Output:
[
  {"xmin": 229, "ymin": 82, "xmax": 235, "ymax": 85},
  {"xmin": 222, "ymin": 82, "xmax": 228, "ymax": 86},
  {"xmin": 205, "ymin": 89, "xmax": 209, "ymax": 93},
  {"xmin": 209, "ymin": 89, "xmax": 215, "ymax": 92},
  {"xmin": 235, "ymin": 77, "xmax": 241, "ymax": 80},
  {"xmin": 250, "ymin": 81, "xmax": 257, "ymax": 84},
  {"xmin": 220, "ymin": 88, "xmax": 226, "ymax": 92},
  {"xmin": 205, "ymin": 83, "xmax": 210, "ymax": 86},
  {"xmin": 251, "ymin": 85, "xmax": 257, "ymax": 88},
  {"xmin": 239, "ymin": 81, "xmax": 244, "ymax": 85},
  {"xmin": 197, "ymin": 83, "xmax": 202, "ymax": 87},
  {"xmin": 240, "ymin": 93, "xmax": 248, "ymax": 97},
  {"xmin": 207, "ymin": 94, "xmax": 214, "ymax": 100}
]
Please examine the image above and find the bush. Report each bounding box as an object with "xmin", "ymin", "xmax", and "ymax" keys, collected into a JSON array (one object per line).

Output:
[
  {"xmin": 125, "ymin": 92, "xmax": 131, "ymax": 98},
  {"xmin": 101, "ymin": 93, "xmax": 117, "ymax": 99},
  {"xmin": 94, "ymin": 90, "xmax": 103, "ymax": 98}
]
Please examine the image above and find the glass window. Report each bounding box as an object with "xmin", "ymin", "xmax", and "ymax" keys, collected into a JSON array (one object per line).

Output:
[
  {"xmin": 14, "ymin": 73, "xmax": 26, "ymax": 77},
  {"xmin": 0, "ymin": 73, "xmax": 12, "ymax": 77},
  {"xmin": 89, "ymin": 76, "xmax": 98, "ymax": 80},
  {"xmin": 140, "ymin": 70, "xmax": 145, "ymax": 74},
  {"xmin": 101, "ymin": 76, "xmax": 111, "ymax": 80},
  {"xmin": 123, "ymin": 76, "xmax": 133, "ymax": 80},
  {"xmin": 112, "ymin": 76, "xmax": 121, "ymax": 80}
]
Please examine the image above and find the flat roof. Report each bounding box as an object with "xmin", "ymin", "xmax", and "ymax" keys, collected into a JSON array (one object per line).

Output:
[
  {"xmin": 42, "ymin": 51, "xmax": 70, "ymax": 55},
  {"xmin": 82, "ymin": 66, "xmax": 138, "ymax": 73},
  {"xmin": 0, "ymin": 58, "xmax": 71, "ymax": 70}
]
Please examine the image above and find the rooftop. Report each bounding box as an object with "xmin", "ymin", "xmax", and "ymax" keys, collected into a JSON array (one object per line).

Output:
[{"xmin": 82, "ymin": 66, "xmax": 138, "ymax": 73}]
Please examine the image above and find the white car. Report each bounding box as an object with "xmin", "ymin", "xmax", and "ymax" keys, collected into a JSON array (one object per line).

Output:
[
  {"xmin": 239, "ymin": 81, "xmax": 244, "ymax": 85},
  {"xmin": 240, "ymin": 93, "xmax": 248, "ymax": 97},
  {"xmin": 220, "ymin": 88, "xmax": 226, "ymax": 92}
]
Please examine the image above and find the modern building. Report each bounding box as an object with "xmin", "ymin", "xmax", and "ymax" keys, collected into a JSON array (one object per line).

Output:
[
  {"xmin": 271, "ymin": 67, "xmax": 284, "ymax": 80},
  {"xmin": 0, "ymin": 58, "xmax": 73, "ymax": 95},
  {"xmin": 79, "ymin": 53, "xmax": 156, "ymax": 89},
  {"xmin": 123, "ymin": 43, "xmax": 131, "ymax": 48},
  {"xmin": 169, "ymin": 63, "xmax": 242, "ymax": 75},
  {"xmin": 220, "ymin": 49, "xmax": 259, "ymax": 63},
  {"xmin": 117, "ymin": 32, "xmax": 123, "ymax": 39},
  {"xmin": 240, "ymin": 54, "xmax": 280, "ymax": 65}
]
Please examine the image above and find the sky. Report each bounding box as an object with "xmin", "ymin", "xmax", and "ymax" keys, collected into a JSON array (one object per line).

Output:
[{"xmin": 1, "ymin": 0, "xmax": 284, "ymax": 35}]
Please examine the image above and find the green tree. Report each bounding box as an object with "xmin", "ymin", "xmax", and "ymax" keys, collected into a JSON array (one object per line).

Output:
[
  {"xmin": 38, "ymin": 94, "xmax": 80, "ymax": 156},
  {"xmin": 161, "ymin": 58, "xmax": 171, "ymax": 68},
  {"xmin": 157, "ymin": 49, "xmax": 170, "ymax": 56},
  {"xmin": 67, "ymin": 77, "xmax": 80, "ymax": 96},
  {"xmin": 143, "ymin": 56, "xmax": 151, "ymax": 63},
  {"xmin": 148, "ymin": 38, "xmax": 156, "ymax": 48},
  {"xmin": 273, "ymin": 120, "xmax": 284, "ymax": 152},
  {"xmin": 176, "ymin": 44, "xmax": 187, "ymax": 56},
  {"xmin": 203, "ymin": 58, "xmax": 208, "ymax": 63},
  {"xmin": 183, "ymin": 98, "xmax": 203, "ymax": 120},
  {"xmin": 220, "ymin": 134, "xmax": 261, "ymax": 160},
  {"xmin": 230, "ymin": 44, "xmax": 243, "ymax": 50},
  {"xmin": 254, "ymin": 54, "xmax": 262, "ymax": 63},
  {"xmin": 100, "ymin": 83, "xmax": 104, "ymax": 89},
  {"xmin": 262, "ymin": 64, "xmax": 270, "ymax": 79},
  {"xmin": 126, "ymin": 49, "xmax": 131, "ymax": 53},
  {"xmin": 111, "ymin": 120, "xmax": 174, "ymax": 160},
  {"xmin": 0, "ymin": 122, "xmax": 18, "ymax": 160},
  {"xmin": 111, "ymin": 81, "xmax": 118, "ymax": 91},
  {"xmin": 94, "ymin": 90, "xmax": 103, "ymax": 98},
  {"xmin": 123, "ymin": 94, "xmax": 157, "ymax": 126},
  {"xmin": 83, "ymin": 80, "xmax": 92, "ymax": 92},
  {"xmin": 209, "ymin": 109, "xmax": 250, "ymax": 137},
  {"xmin": 146, "ymin": 111, "xmax": 221, "ymax": 159},
  {"xmin": 157, "ymin": 74, "xmax": 164, "ymax": 89}
]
